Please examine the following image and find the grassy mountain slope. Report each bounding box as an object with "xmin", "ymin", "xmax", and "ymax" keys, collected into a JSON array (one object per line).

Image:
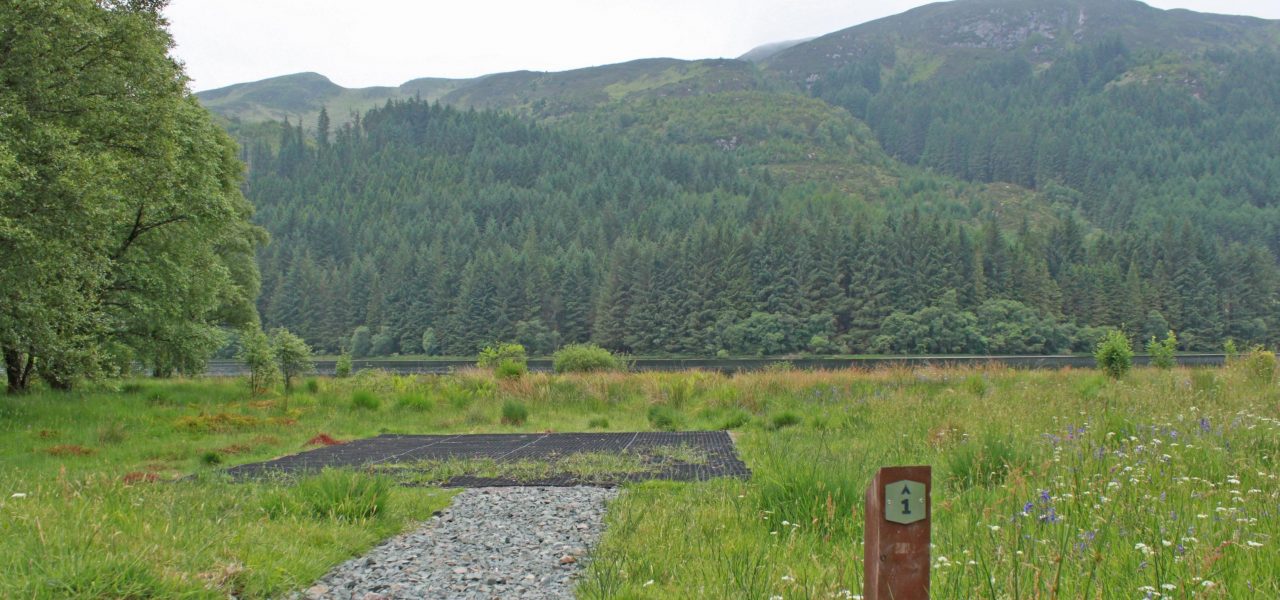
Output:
[
  {"xmin": 764, "ymin": 0, "xmax": 1280, "ymax": 84},
  {"xmin": 737, "ymin": 38, "xmax": 814, "ymax": 62},
  {"xmin": 198, "ymin": 72, "xmax": 468, "ymax": 125},
  {"xmin": 197, "ymin": 58, "xmax": 772, "ymax": 125}
]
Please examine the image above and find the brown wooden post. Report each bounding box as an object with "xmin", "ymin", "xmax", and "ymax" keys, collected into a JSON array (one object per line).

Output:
[{"xmin": 864, "ymin": 465, "xmax": 931, "ymax": 599}]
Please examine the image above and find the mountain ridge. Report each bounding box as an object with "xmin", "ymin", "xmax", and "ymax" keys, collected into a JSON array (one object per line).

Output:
[{"xmin": 197, "ymin": 0, "xmax": 1280, "ymax": 126}]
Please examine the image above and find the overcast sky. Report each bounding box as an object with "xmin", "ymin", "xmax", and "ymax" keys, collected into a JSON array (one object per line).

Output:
[{"xmin": 166, "ymin": 0, "xmax": 1280, "ymax": 92}]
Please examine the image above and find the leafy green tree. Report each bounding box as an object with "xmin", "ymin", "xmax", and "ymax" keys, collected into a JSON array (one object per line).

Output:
[
  {"xmin": 515, "ymin": 319, "xmax": 559, "ymax": 356},
  {"xmin": 873, "ymin": 291, "xmax": 985, "ymax": 354},
  {"xmin": 369, "ymin": 326, "xmax": 398, "ymax": 356},
  {"xmin": 421, "ymin": 328, "xmax": 438, "ymax": 356},
  {"xmin": 1095, "ymin": 329, "xmax": 1134, "ymax": 379},
  {"xmin": 1146, "ymin": 330, "xmax": 1177, "ymax": 370},
  {"xmin": 237, "ymin": 327, "xmax": 278, "ymax": 397},
  {"xmin": 350, "ymin": 326, "xmax": 372, "ymax": 359},
  {"xmin": 335, "ymin": 352, "xmax": 354, "ymax": 378},
  {"xmin": 477, "ymin": 342, "xmax": 527, "ymax": 370},
  {"xmin": 0, "ymin": 0, "xmax": 263, "ymax": 392},
  {"xmin": 974, "ymin": 300, "xmax": 1069, "ymax": 355},
  {"xmin": 271, "ymin": 328, "xmax": 312, "ymax": 392}
]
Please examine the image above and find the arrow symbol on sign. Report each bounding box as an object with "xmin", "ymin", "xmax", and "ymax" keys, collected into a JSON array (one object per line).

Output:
[{"xmin": 901, "ymin": 485, "xmax": 911, "ymax": 495}]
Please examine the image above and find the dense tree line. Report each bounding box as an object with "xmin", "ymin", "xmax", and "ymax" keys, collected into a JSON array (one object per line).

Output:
[
  {"xmin": 0, "ymin": 0, "xmax": 263, "ymax": 392},
  {"xmin": 248, "ymin": 100, "xmax": 1278, "ymax": 356}
]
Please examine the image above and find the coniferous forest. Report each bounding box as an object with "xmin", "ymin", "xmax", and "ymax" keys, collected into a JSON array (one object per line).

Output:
[
  {"xmin": 247, "ymin": 94, "xmax": 1278, "ymax": 357},
  {"xmin": 185, "ymin": 1, "xmax": 1280, "ymax": 360}
]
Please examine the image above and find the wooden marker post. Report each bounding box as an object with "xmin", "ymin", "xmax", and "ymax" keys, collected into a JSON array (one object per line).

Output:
[{"xmin": 863, "ymin": 466, "xmax": 931, "ymax": 599}]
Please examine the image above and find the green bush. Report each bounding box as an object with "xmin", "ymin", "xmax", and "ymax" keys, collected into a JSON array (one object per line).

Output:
[
  {"xmin": 1146, "ymin": 330, "xmax": 1177, "ymax": 369},
  {"xmin": 647, "ymin": 405, "xmax": 680, "ymax": 431},
  {"xmin": 478, "ymin": 342, "xmax": 527, "ymax": 369},
  {"xmin": 264, "ymin": 469, "xmax": 391, "ymax": 522},
  {"xmin": 350, "ymin": 327, "xmax": 372, "ymax": 359},
  {"xmin": 1094, "ymin": 329, "xmax": 1133, "ymax": 379},
  {"xmin": 495, "ymin": 359, "xmax": 527, "ymax": 380},
  {"xmin": 552, "ymin": 344, "xmax": 624, "ymax": 373},
  {"xmin": 587, "ymin": 416, "xmax": 610, "ymax": 429},
  {"xmin": 1239, "ymin": 346, "xmax": 1277, "ymax": 384},
  {"xmin": 271, "ymin": 328, "xmax": 313, "ymax": 393},
  {"xmin": 335, "ymin": 353, "xmax": 353, "ymax": 378},
  {"xmin": 350, "ymin": 390, "xmax": 381, "ymax": 411},
  {"xmin": 1224, "ymin": 339, "xmax": 1239, "ymax": 360},
  {"xmin": 201, "ymin": 451, "xmax": 222, "ymax": 465},
  {"xmin": 304, "ymin": 378, "xmax": 321, "ymax": 394},
  {"xmin": 237, "ymin": 327, "xmax": 279, "ymax": 397},
  {"xmin": 501, "ymin": 400, "xmax": 529, "ymax": 425}
]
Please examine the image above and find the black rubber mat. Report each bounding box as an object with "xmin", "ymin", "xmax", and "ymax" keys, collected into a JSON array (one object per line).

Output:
[{"xmin": 225, "ymin": 431, "xmax": 751, "ymax": 487}]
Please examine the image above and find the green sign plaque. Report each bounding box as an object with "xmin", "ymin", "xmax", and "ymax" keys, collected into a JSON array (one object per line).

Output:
[{"xmin": 885, "ymin": 480, "xmax": 927, "ymax": 525}]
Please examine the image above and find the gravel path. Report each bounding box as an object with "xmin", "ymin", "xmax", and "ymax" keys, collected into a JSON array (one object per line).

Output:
[{"xmin": 297, "ymin": 486, "xmax": 618, "ymax": 600}]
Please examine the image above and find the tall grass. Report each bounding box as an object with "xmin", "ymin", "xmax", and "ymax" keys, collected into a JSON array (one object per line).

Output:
[
  {"xmin": 2, "ymin": 366, "xmax": 1276, "ymax": 598},
  {"xmin": 579, "ymin": 366, "xmax": 1280, "ymax": 598}
]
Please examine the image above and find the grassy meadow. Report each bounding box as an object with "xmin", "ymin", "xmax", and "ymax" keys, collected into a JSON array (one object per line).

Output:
[{"xmin": 0, "ymin": 362, "xmax": 1277, "ymax": 598}]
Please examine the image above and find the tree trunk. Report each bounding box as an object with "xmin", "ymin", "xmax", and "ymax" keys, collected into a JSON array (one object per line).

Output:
[{"xmin": 4, "ymin": 348, "xmax": 33, "ymax": 394}]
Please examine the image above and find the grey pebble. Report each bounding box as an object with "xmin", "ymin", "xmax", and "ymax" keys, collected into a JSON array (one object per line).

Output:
[{"xmin": 294, "ymin": 486, "xmax": 617, "ymax": 600}]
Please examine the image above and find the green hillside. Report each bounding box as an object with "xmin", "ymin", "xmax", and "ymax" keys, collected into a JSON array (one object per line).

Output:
[
  {"xmin": 760, "ymin": 0, "xmax": 1280, "ymax": 252},
  {"xmin": 764, "ymin": 0, "xmax": 1280, "ymax": 83},
  {"xmin": 197, "ymin": 58, "xmax": 771, "ymax": 126},
  {"xmin": 197, "ymin": 72, "xmax": 468, "ymax": 126},
  {"xmin": 205, "ymin": 0, "xmax": 1280, "ymax": 356}
]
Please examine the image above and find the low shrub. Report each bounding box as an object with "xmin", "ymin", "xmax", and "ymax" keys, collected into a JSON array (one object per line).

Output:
[
  {"xmin": 1094, "ymin": 329, "xmax": 1133, "ymax": 379},
  {"xmin": 1239, "ymin": 346, "xmax": 1277, "ymax": 384},
  {"xmin": 477, "ymin": 342, "xmax": 527, "ymax": 369},
  {"xmin": 587, "ymin": 416, "xmax": 610, "ymax": 429},
  {"xmin": 1146, "ymin": 330, "xmax": 1177, "ymax": 370},
  {"xmin": 304, "ymin": 378, "xmax": 321, "ymax": 394},
  {"xmin": 334, "ymin": 353, "xmax": 353, "ymax": 378},
  {"xmin": 553, "ymin": 344, "xmax": 624, "ymax": 373},
  {"xmin": 495, "ymin": 359, "xmax": 527, "ymax": 380},
  {"xmin": 350, "ymin": 390, "xmax": 381, "ymax": 411},
  {"xmin": 201, "ymin": 451, "xmax": 223, "ymax": 465},
  {"xmin": 501, "ymin": 400, "xmax": 529, "ymax": 425}
]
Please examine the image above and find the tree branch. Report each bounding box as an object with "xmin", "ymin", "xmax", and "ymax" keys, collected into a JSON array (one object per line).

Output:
[{"xmin": 113, "ymin": 205, "xmax": 189, "ymax": 260}]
